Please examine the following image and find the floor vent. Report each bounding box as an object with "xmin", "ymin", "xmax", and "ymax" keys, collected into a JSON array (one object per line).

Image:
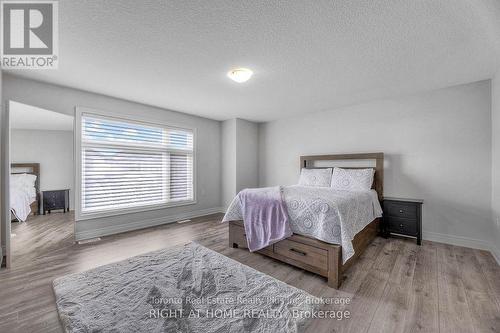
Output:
[{"xmin": 77, "ymin": 238, "xmax": 102, "ymax": 244}]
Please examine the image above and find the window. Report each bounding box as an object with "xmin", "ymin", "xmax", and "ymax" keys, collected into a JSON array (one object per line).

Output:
[{"xmin": 80, "ymin": 114, "xmax": 194, "ymax": 215}]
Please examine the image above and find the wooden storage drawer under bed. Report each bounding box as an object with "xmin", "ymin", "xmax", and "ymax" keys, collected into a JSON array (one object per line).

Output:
[
  {"xmin": 228, "ymin": 219, "xmax": 380, "ymax": 288},
  {"xmin": 274, "ymin": 239, "xmax": 328, "ymax": 271}
]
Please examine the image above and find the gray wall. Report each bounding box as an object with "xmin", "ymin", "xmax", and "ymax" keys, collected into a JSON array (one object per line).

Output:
[
  {"xmin": 236, "ymin": 119, "xmax": 259, "ymax": 192},
  {"xmin": 221, "ymin": 118, "xmax": 259, "ymax": 210},
  {"xmin": 221, "ymin": 119, "xmax": 236, "ymax": 209},
  {"xmin": 11, "ymin": 129, "xmax": 74, "ymax": 211},
  {"xmin": 492, "ymin": 73, "xmax": 500, "ymax": 261},
  {"xmin": 2, "ymin": 74, "xmax": 222, "ymax": 240},
  {"xmin": 259, "ymin": 81, "xmax": 494, "ymax": 248}
]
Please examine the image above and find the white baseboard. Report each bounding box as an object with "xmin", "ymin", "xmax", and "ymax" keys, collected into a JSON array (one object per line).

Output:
[
  {"xmin": 75, "ymin": 207, "xmax": 224, "ymax": 241},
  {"xmin": 423, "ymin": 231, "xmax": 500, "ymax": 265},
  {"xmin": 422, "ymin": 231, "xmax": 492, "ymax": 250}
]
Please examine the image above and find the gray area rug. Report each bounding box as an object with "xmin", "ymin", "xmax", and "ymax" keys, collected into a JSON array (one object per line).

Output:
[{"xmin": 53, "ymin": 243, "xmax": 319, "ymax": 333}]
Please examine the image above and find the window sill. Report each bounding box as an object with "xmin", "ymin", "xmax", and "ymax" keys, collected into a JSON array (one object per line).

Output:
[{"xmin": 76, "ymin": 199, "xmax": 197, "ymax": 221}]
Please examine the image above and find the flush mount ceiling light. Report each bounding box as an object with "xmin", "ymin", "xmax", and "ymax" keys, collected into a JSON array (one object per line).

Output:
[{"xmin": 227, "ymin": 68, "xmax": 253, "ymax": 83}]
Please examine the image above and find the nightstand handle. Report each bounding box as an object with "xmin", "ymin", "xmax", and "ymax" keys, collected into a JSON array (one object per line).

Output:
[{"xmin": 399, "ymin": 209, "xmax": 404, "ymax": 214}]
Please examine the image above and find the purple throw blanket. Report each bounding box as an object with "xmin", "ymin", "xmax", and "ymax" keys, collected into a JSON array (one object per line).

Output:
[{"xmin": 238, "ymin": 186, "xmax": 292, "ymax": 252}]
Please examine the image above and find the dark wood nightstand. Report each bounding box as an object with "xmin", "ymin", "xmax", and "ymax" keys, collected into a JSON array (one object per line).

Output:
[
  {"xmin": 382, "ymin": 197, "xmax": 423, "ymax": 245},
  {"xmin": 43, "ymin": 189, "xmax": 70, "ymax": 215}
]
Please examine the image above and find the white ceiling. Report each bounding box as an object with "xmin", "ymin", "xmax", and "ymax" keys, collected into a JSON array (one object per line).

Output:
[
  {"xmin": 6, "ymin": 0, "xmax": 500, "ymax": 122},
  {"xmin": 10, "ymin": 101, "xmax": 73, "ymax": 131}
]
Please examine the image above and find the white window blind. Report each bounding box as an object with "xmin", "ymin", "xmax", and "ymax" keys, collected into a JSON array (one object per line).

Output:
[{"xmin": 81, "ymin": 115, "xmax": 194, "ymax": 214}]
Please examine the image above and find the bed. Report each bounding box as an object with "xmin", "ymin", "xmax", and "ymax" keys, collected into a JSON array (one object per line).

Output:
[
  {"xmin": 11, "ymin": 163, "xmax": 40, "ymax": 222},
  {"xmin": 224, "ymin": 153, "xmax": 384, "ymax": 288}
]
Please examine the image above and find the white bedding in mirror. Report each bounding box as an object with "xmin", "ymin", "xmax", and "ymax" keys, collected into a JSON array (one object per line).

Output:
[{"xmin": 10, "ymin": 173, "xmax": 37, "ymax": 222}]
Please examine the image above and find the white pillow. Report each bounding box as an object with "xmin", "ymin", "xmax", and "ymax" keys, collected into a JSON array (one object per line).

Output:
[
  {"xmin": 330, "ymin": 167, "xmax": 374, "ymax": 191},
  {"xmin": 11, "ymin": 173, "xmax": 37, "ymax": 190},
  {"xmin": 298, "ymin": 168, "xmax": 332, "ymax": 187}
]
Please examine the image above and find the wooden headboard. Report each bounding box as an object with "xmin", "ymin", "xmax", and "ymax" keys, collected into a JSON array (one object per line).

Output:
[
  {"xmin": 300, "ymin": 153, "xmax": 384, "ymax": 201},
  {"xmin": 11, "ymin": 163, "xmax": 40, "ymax": 194}
]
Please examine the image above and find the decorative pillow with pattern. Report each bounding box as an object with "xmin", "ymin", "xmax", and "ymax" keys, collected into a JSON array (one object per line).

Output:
[
  {"xmin": 298, "ymin": 168, "xmax": 332, "ymax": 187},
  {"xmin": 330, "ymin": 167, "xmax": 374, "ymax": 191}
]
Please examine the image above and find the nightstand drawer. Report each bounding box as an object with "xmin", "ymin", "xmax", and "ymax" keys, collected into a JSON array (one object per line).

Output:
[
  {"xmin": 385, "ymin": 202, "xmax": 417, "ymax": 219},
  {"xmin": 386, "ymin": 217, "xmax": 417, "ymax": 236}
]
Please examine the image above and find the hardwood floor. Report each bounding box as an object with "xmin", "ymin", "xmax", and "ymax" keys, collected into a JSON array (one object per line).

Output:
[{"xmin": 1, "ymin": 212, "xmax": 499, "ymax": 332}]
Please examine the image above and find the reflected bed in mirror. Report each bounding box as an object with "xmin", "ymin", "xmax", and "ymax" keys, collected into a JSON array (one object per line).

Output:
[{"xmin": 10, "ymin": 163, "xmax": 40, "ymax": 222}]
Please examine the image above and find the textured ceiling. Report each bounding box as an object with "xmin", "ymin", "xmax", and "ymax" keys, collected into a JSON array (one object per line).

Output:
[{"xmin": 5, "ymin": 0, "xmax": 500, "ymax": 122}]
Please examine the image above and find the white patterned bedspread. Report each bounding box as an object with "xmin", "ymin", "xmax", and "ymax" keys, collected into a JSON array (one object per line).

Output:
[
  {"xmin": 10, "ymin": 187, "xmax": 35, "ymax": 222},
  {"xmin": 223, "ymin": 185, "xmax": 383, "ymax": 263}
]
